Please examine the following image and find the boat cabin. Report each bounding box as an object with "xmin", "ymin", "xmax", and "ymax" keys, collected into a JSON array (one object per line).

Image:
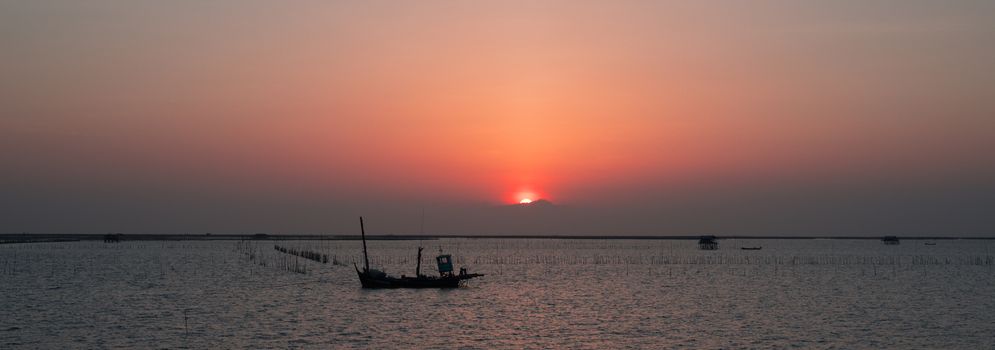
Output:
[{"xmin": 437, "ymin": 254, "xmax": 454, "ymax": 277}]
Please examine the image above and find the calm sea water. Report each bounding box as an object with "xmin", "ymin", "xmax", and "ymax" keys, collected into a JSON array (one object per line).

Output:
[{"xmin": 2, "ymin": 239, "xmax": 994, "ymax": 349}]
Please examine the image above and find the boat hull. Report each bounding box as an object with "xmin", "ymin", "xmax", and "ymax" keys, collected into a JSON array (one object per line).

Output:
[{"xmin": 356, "ymin": 270, "xmax": 463, "ymax": 289}]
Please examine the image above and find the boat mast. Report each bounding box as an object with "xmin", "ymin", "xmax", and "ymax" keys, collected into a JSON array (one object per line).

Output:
[
  {"xmin": 416, "ymin": 208, "xmax": 425, "ymax": 276},
  {"xmin": 360, "ymin": 216, "xmax": 370, "ymax": 272}
]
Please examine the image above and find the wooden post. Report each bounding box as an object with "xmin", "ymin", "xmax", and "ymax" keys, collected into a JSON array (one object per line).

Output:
[{"xmin": 360, "ymin": 216, "xmax": 370, "ymax": 272}]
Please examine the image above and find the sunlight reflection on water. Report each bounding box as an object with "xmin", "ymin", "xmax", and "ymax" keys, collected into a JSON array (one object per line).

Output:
[{"xmin": 1, "ymin": 239, "xmax": 994, "ymax": 348}]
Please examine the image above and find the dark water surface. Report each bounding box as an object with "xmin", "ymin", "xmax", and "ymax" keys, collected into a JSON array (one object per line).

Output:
[{"xmin": 2, "ymin": 239, "xmax": 994, "ymax": 349}]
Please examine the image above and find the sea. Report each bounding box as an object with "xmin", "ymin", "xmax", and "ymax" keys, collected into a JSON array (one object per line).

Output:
[{"xmin": 2, "ymin": 238, "xmax": 994, "ymax": 349}]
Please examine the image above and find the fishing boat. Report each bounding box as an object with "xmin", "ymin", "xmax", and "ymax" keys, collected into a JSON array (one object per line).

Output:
[
  {"xmin": 740, "ymin": 246, "xmax": 762, "ymax": 250},
  {"xmin": 354, "ymin": 217, "xmax": 484, "ymax": 289}
]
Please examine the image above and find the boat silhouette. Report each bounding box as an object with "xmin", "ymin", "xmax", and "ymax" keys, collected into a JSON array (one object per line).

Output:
[{"xmin": 354, "ymin": 217, "xmax": 483, "ymax": 288}]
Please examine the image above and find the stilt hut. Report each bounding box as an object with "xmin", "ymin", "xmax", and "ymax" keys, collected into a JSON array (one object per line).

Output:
[{"xmin": 698, "ymin": 235, "xmax": 718, "ymax": 250}]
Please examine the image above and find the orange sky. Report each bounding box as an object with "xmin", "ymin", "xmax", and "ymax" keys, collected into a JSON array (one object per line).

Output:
[{"xmin": 2, "ymin": 1, "xmax": 994, "ymax": 234}]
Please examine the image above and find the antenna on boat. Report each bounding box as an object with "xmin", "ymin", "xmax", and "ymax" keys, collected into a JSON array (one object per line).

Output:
[{"xmin": 360, "ymin": 216, "xmax": 370, "ymax": 273}]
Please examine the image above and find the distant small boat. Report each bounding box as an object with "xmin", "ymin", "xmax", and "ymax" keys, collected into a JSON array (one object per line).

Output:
[
  {"xmin": 741, "ymin": 247, "xmax": 762, "ymax": 250},
  {"xmin": 354, "ymin": 217, "xmax": 483, "ymax": 289},
  {"xmin": 924, "ymin": 242, "xmax": 937, "ymax": 246}
]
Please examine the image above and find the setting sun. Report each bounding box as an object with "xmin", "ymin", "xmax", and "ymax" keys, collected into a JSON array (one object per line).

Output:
[{"xmin": 510, "ymin": 188, "xmax": 546, "ymax": 205}]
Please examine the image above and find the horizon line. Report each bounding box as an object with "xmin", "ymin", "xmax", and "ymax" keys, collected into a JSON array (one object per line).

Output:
[{"xmin": 3, "ymin": 233, "xmax": 994, "ymax": 241}]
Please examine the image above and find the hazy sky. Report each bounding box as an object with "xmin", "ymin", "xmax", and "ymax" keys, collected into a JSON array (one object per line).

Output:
[{"xmin": 2, "ymin": 1, "xmax": 994, "ymax": 235}]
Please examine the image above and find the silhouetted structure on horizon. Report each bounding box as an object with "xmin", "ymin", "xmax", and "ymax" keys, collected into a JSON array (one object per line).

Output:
[
  {"xmin": 698, "ymin": 235, "xmax": 718, "ymax": 250},
  {"xmin": 882, "ymin": 236, "xmax": 900, "ymax": 245}
]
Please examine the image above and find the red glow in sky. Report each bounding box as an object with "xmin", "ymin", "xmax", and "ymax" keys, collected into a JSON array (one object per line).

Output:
[{"xmin": 2, "ymin": 2, "xmax": 995, "ymax": 235}]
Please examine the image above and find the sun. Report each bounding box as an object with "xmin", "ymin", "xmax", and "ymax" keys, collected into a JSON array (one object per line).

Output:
[{"xmin": 509, "ymin": 188, "xmax": 545, "ymax": 205}]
